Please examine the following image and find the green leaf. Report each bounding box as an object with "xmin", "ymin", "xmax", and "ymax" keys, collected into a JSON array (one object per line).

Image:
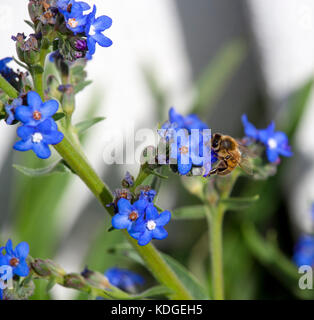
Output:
[
  {"xmin": 162, "ymin": 254, "xmax": 209, "ymax": 300},
  {"xmin": 130, "ymin": 285, "xmax": 172, "ymax": 299},
  {"xmin": 13, "ymin": 161, "xmax": 71, "ymax": 177},
  {"xmin": 74, "ymin": 80, "xmax": 92, "ymax": 94},
  {"xmin": 53, "ymin": 112, "xmax": 65, "ymax": 122},
  {"xmin": 219, "ymin": 195, "xmax": 259, "ymax": 210},
  {"xmin": 192, "ymin": 38, "xmax": 247, "ymax": 115},
  {"xmin": 172, "ymin": 205, "xmax": 206, "ymax": 220},
  {"xmin": 24, "ymin": 20, "xmax": 35, "ymax": 30},
  {"xmin": 76, "ymin": 117, "xmax": 105, "ymax": 135}
]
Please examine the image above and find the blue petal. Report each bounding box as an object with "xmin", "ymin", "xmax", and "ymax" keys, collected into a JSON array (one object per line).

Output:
[
  {"xmin": 133, "ymin": 199, "xmax": 147, "ymax": 214},
  {"xmin": 93, "ymin": 15, "xmax": 112, "ymax": 31},
  {"xmin": 266, "ymin": 148, "xmax": 279, "ymax": 163},
  {"xmin": 13, "ymin": 139, "xmax": 33, "ymax": 152},
  {"xmin": 77, "ymin": 1, "xmax": 90, "ymax": 11},
  {"xmin": 27, "ymin": 91, "xmax": 42, "ymax": 110},
  {"xmin": 32, "ymin": 142, "xmax": 51, "ymax": 159},
  {"xmin": 155, "ymin": 210, "xmax": 171, "ymax": 227},
  {"xmin": 41, "ymin": 100, "xmax": 59, "ymax": 118},
  {"xmin": 241, "ymin": 114, "xmax": 259, "ymax": 140},
  {"xmin": 15, "ymin": 106, "xmax": 33, "ymax": 124},
  {"xmin": 152, "ymin": 227, "xmax": 168, "ymax": 240},
  {"xmin": 0, "ymin": 255, "xmax": 9, "ymax": 266},
  {"xmin": 177, "ymin": 156, "xmax": 192, "ymax": 175},
  {"xmin": 13, "ymin": 260, "xmax": 29, "ymax": 277},
  {"xmin": 138, "ymin": 230, "xmax": 153, "ymax": 246},
  {"xmin": 15, "ymin": 242, "xmax": 29, "ymax": 260},
  {"xmin": 43, "ymin": 130, "xmax": 64, "ymax": 145},
  {"xmin": 37, "ymin": 118, "xmax": 58, "ymax": 133},
  {"xmin": 128, "ymin": 229, "xmax": 143, "ymax": 240},
  {"xmin": 112, "ymin": 214, "xmax": 131, "ymax": 230},
  {"xmin": 117, "ymin": 198, "xmax": 132, "ymax": 214},
  {"xmin": 5, "ymin": 240, "xmax": 14, "ymax": 256},
  {"xmin": 17, "ymin": 125, "xmax": 35, "ymax": 139},
  {"xmin": 92, "ymin": 33, "xmax": 112, "ymax": 47},
  {"xmin": 145, "ymin": 204, "xmax": 159, "ymax": 220},
  {"xmin": 87, "ymin": 37, "xmax": 96, "ymax": 55}
]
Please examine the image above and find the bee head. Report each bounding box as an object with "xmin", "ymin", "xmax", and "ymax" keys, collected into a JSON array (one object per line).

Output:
[{"xmin": 211, "ymin": 133, "xmax": 222, "ymax": 151}]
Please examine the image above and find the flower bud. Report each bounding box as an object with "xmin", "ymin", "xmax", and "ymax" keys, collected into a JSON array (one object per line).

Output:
[
  {"xmin": 81, "ymin": 268, "xmax": 110, "ymax": 290},
  {"xmin": 46, "ymin": 75, "xmax": 62, "ymax": 100},
  {"xmin": 64, "ymin": 273, "xmax": 89, "ymax": 290},
  {"xmin": 59, "ymin": 84, "xmax": 75, "ymax": 116},
  {"xmin": 31, "ymin": 258, "xmax": 66, "ymax": 278}
]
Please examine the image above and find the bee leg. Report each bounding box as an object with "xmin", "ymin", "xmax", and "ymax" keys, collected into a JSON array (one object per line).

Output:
[{"xmin": 209, "ymin": 160, "xmax": 228, "ymax": 176}]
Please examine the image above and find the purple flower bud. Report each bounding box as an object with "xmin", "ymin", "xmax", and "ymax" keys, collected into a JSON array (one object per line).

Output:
[{"xmin": 75, "ymin": 39, "xmax": 87, "ymax": 51}]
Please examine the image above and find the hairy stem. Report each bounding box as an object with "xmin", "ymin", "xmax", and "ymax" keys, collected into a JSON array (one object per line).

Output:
[{"xmin": 206, "ymin": 170, "xmax": 241, "ymax": 300}]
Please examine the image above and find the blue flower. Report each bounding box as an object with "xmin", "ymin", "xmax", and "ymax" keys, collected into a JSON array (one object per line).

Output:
[
  {"xmin": 258, "ymin": 122, "xmax": 293, "ymax": 163},
  {"xmin": 131, "ymin": 205, "xmax": 171, "ymax": 246},
  {"xmin": 105, "ymin": 268, "xmax": 144, "ymax": 292},
  {"xmin": 5, "ymin": 98, "xmax": 23, "ymax": 125},
  {"xmin": 293, "ymin": 235, "xmax": 314, "ymax": 267},
  {"xmin": 58, "ymin": 0, "xmax": 90, "ymax": 34},
  {"xmin": 13, "ymin": 118, "xmax": 64, "ymax": 159},
  {"xmin": 166, "ymin": 107, "xmax": 208, "ymax": 132},
  {"xmin": 0, "ymin": 239, "xmax": 29, "ymax": 277},
  {"xmin": 85, "ymin": 5, "xmax": 113, "ymax": 59},
  {"xmin": 111, "ymin": 198, "xmax": 147, "ymax": 233},
  {"xmin": 241, "ymin": 114, "xmax": 259, "ymax": 140},
  {"xmin": 139, "ymin": 189, "xmax": 156, "ymax": 203},
  {"xmin": 15, "ymin": 91, "xmax": 59, "ymax": 127},
  {"xmin": 241, "ymin": 114, "xmax": 292, "ymax": 163},
  {"xmin": 0, "ymin": 57, "xmax": 18, "ymax": 84}
]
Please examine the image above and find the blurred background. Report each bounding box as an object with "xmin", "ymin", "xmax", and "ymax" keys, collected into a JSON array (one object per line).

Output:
[{"xmin": 1, "ymin": 0, "xmax": 314, "ymax": 299}]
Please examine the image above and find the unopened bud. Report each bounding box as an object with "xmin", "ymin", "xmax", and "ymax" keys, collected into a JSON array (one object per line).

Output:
[
  {"xmin": 64, "ymin": 273, "xmax": 89, "ymax": 290},
  {"xmin": 81, "ymin": 268, "xmax": 110, "ymax": 290}
]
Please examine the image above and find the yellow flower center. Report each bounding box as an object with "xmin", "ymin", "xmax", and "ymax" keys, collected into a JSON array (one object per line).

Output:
[{"xmin": 68, "ymin": 18, "xmax": 78, "ymax": 28}]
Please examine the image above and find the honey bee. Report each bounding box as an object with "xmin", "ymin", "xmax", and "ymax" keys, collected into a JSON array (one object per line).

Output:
[{"xmin": 209, "ymin": 133, "xmax": 254, "ymax": 176}]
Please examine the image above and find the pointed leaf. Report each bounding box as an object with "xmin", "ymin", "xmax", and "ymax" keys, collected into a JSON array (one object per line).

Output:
[
  {"xmin": 220, "ymin": 195, "xmax": 259, "ymax": 210},
  {"xmin": 162, "ymin": 253, "xmax": 209, "ymax": 300},
  {"xmin": 74, "ymin": 80, "xmax": 92, "ymax": 94},
  {"xmin": 13, "ymin": 161, "xmax": 71, "ymax": 177},
  {"xmin": 173, "ymin": 205, "xmax": 206, "ymax": 220},
  {"xmin": 53, "ymin": 112, "xmax": 65, "ymax": 122},
  {"xmin": 76, "ymin": 117, "xmax": 105, "ymax": 136},
  {"xmin": 131, "ymin": 285, "xmax": 172, "ymax": 299}
]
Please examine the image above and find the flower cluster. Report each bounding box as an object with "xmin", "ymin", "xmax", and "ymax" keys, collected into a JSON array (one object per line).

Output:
[
  {"xmin": 111, "ymin": 190, "xmax": 171, "ymax": 246},
  {"xmin": 241, "ymin": 114, "xmax": 292, "ymax": 163},
  {"xmin": 105, "ymin": 267, "xmax": 144, "ymax": 292},
  {"xmin": 159, "ymin": 107, "xmax": 215, "ymax": 176},
  {"xmin": 0, "ymin": 240, "xmax": 30, "ymax": 300},
  {"xmin": 57, "ymin": 0, "xmax": 112, "ymax": 60},
  {"xmin": 293, "ymin": 235, "xmax": 314, "ymax": 267},
  {"xmin": 12, "ymin": 91, "xmax": 64, "ymax": 159}
]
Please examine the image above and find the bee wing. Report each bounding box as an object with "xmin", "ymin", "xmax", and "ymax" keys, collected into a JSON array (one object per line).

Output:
[
  {"xmin": 238, "ymin": 157, "xmax": 254, "ymax": 175},
  {"xmin": 237, "ymin": 142, "xmax": 257, "ymax": 159}
]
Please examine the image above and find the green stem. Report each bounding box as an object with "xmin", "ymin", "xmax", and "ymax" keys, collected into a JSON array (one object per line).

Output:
[
  {"xmin": 0, "ymin": 75, "xmax": 18, "ymax": 98},
  {"xmin": 206, "ymin": 170, "xmax": 241, "ymax": 300}
]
